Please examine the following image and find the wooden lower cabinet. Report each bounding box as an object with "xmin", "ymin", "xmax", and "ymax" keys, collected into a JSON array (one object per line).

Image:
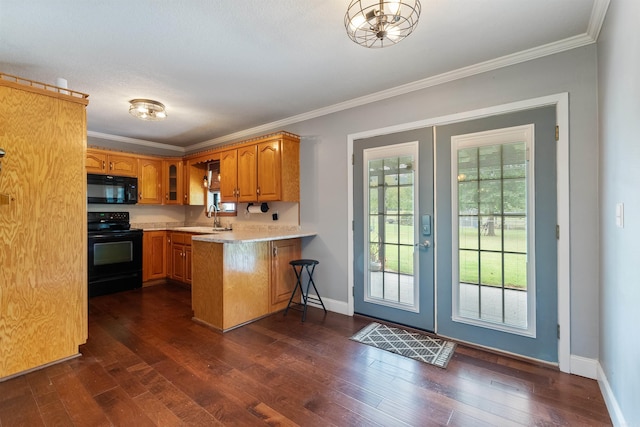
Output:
[
  {"xmin": 143, "ymin": 231, "xmax": 167, "ymax": 282},
  {"xmin": 169, "ymin": 232, "xmax": 193, "ymax": 286},
  {"xmin": 191, "ymin": 238, "xmax": 301, "ymax": 331},
  {"xmin": 270, "ymin": 238, "xmax": 302, "ymax": 312}
]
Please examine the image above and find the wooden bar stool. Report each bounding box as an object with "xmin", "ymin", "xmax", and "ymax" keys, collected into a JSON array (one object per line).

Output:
[{"xmin": 284, "ymin": 259, "xmax": 327, "ymax": 322}]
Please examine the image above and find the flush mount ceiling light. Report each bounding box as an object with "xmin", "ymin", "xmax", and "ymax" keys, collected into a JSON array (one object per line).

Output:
[
  {"xmin": 128, "ymin": 99, "xmax": 167, "ymax": 121},
  {"xmin": 345, "ymin": 0, "xmax": 421, "ymax": 48}
]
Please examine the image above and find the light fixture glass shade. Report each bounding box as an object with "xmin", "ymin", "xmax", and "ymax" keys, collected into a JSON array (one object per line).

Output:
[
  {"xmin": 345, "ymin": 0, "xmax": 421, "ymax": 48},
  {"xmin": 128, "ymin": 99, "xmax": 167, "ymax": 121}
]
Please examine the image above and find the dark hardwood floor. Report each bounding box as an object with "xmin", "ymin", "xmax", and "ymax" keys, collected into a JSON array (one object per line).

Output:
[{"xmin": 0, "ymin": 283, "xmax": 611, "ymax": 426}]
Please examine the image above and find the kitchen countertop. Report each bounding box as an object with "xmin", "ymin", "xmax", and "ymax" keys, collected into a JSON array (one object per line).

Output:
[
  {"xmin": 191, "ymin": 228, "xmax": 317, "ymax": 243},
  {"xmin": 138, "ymin": 225, "xmax": 316, "ymax": 243}
]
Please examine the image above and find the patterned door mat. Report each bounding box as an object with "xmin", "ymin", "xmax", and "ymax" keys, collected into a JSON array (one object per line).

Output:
[{"xmin": 350, "ymin": 322, "xmax": 456, "ymax": 368}]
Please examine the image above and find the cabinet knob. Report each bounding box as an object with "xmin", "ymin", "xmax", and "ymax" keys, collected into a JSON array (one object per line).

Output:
[
  {"xmin": 257, "ymin": 187, "xmax": 260, "ymax": 195},
  {"xmin": 102, "ymin": 160, "xmax": 106, "ymax": 170},
  {"xmin": 165, "ymin": 193, "xmax": 168, "ymax": 200},
  {"xmin": 109, "ymin": 161, "xmax": 113, "ymax": 170}
]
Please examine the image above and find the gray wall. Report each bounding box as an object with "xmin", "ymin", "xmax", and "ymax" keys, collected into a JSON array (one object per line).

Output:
[
  {"xmin": 598, "ymin": 1, "xmax": 640, "ymax": 425},
  {"xmin": 96, "ymin": 45, "xmax": 600, "ymax": 362},
  {"xmin": 280, "ymin": 45, "xmax": 599, "ymax": 360}
]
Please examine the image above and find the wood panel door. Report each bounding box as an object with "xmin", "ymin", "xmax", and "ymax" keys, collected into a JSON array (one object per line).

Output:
[
  {"xmin": 257, "ymin": 139, "xmax": 282, "ymax": 202},
  {"xmin": 138, "ymin": 158, "xmax": 163, "ymax": 204},
  {"xmin": 0, "ymin": 79, "xmax": 88, "ymax": 379},
  {"xmin": 219, "ymin": 149, "xmax": 238, "ymax": 202},
  {"xmin": 237, "ymin": 145, "xmax": 258, "ymax": 203}
]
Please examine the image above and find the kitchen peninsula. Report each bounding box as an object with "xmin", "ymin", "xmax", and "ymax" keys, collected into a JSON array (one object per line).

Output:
[{"xmin": 190, "ymin": 228, "xmax": 316, "ymax": 332}]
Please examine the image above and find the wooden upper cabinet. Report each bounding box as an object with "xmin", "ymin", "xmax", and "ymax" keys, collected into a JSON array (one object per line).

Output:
[
  {"xmin": 218, "ymin": 133, "xmax": 300, "ymax": 204},
  {"xmin": 109, "ymin": 154, "xmax": 137, "ymax": 176},
  {"xmin": 138, "ymin": 158, "xmax": 163, "ymax": 204},
  {"xmin": 163, "ymin": 159, "xmax": 182, "ymax": 205},
  {"xmin": 86, "ymin": 149, "xmax": 137, "ymax": 177},
  {"xmin": 237, "ymin": 145, "xmax": 258, "ymax": 203},
  {"xmin": 219, "ymin": 149, "xmax": 238, "ymax": 203},
  {"xmin": 86, "ymin": 150, "xmax": 108, "ymax": 174},
  {"xmin": 256, "ymin": 139, "xmax": 282, "ymax": 202}
]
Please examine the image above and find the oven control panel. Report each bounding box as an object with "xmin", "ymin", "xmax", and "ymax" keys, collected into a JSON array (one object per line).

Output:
[{"xmin": 88, "ymin": 211, "xmax": 130, "ymax": 222}]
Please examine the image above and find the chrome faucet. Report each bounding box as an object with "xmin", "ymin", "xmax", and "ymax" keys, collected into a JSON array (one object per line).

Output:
[{"xmin": 207, "ymin": 204, "xmax": 221, "ymax": 228}]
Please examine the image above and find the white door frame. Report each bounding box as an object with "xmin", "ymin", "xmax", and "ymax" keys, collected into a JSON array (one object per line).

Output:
[{"xmin": 347, "ymin": 93, "xmax": 570, "ymax": 373}]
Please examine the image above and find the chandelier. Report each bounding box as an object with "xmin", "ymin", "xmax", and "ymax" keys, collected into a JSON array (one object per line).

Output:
[
  {"xmin": 128, "ymin": 99, "xmax": 167, "ymax": 121},
  {"xmin": 345, "ymin": 0, "xmax": 421, "ymax": 48}
]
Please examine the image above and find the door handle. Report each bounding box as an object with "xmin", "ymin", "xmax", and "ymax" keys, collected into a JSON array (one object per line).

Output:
[{"xmin": 415, "ymin": 240, "xmax": 431, "ymax": 248}]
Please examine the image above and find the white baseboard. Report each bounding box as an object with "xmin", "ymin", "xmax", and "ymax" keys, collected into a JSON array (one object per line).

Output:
[
  {"xmin": 597, "ymin": 362, "xmax": 628, "ymax": 427},
  {"xmin": 570, "ymin": 355, "xmax": 598, "ymax": 379},
  {"xmin": 304, "ymin": 295, "xmax": 350, "ymax": 315}
]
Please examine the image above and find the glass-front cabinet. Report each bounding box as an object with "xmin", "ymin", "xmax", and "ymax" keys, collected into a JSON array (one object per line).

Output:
[{"xmin": 163, "ymin": 159, "xmax": 183, "ymax": 204}]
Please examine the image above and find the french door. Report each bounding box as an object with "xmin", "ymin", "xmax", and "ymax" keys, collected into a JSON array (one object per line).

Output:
[
  {"xmin": 353, "ymin": 106, "xmax": 558, "ymax": 362},
  {"xmin": 435, "ymin": 106, "xmax": 558, "ymax": 362},
  {"xmin": 353, "ymin": 128, "xmax": 434, "ymax": 331}
]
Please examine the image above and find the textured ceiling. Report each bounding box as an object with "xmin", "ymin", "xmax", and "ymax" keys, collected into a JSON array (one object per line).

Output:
[{"xmin": 0, "ymin": 0, "xmax": 604, "ymax": 151}]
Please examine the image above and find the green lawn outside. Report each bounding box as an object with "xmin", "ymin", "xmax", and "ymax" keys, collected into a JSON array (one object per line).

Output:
[{"xmin": 371, "ymin": 223, "xmax": 528, "ymax": 289}]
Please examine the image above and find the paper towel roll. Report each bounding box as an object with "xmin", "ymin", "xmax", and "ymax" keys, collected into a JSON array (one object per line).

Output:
[{"xmin": 247, "ymin": 204, "xmax": 263, "ymax": 214}]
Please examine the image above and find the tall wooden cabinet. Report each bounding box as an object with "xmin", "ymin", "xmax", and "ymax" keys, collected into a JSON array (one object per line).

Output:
[
  {"xmin": 0, "ymin": 74, "xmax": 89, "ymax": 379},
  {"xmin": 138, "ymin": 157, "xmax": 163, "ymax": 204}
]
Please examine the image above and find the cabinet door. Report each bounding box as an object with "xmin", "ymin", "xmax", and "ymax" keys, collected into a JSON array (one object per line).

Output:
[
  {"xmin": 257, "ymin": 139, "xmax": 282, "ymax": 202},
  {"xmin": 185, "ymin": 245, "xmax": 192, "ymax": 285},
  {"xmin": 86, "ymin": 150, "xmax": 107, "ymax": 173},
  {"xmin": 171, "ymin": 243, "xmax": 185, "ymax": 282},
  {"xmin": 108, "ymin": 154, "xmax": 137, "ymax": 177},
  {"xmin": 166, "ymin": 233, "xmax": 173, "ymax": 278},
  {"xmin": 237, "ymin": 145, "xmax": 258, "ymax": 203},
  {"xmin": 163, "ymin": 160, "xmax": 182, "ymax": 204},
  {"xmin": 219, "ymin": 149, "xmax": 238, "ymax": 202},
  {"xmin": 270, "ymin": 238, "xmax": 302, "ymax": 312},
  {"xmin": 138, "ymin": 158, "xmax": 163, "ymax": 204},
  {"xmin": 143, "ymin": 231, "xmax": 166, "ymax": 281}
]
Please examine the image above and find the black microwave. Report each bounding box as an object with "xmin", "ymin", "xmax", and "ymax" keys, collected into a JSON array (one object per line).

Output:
[{"xmin": 87, "ymin": 174, "xmax": 138, "ymax": 204}]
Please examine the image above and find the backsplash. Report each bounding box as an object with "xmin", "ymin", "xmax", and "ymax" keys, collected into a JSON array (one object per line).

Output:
[{"xmin": 90, "ymin": 201, "xmax": 301, "ymax": 231}]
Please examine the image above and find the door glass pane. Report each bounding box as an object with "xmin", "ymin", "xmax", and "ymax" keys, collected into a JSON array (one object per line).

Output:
[
  {"xmin": 454, "ymin": 137, "xmax": 530, "ymax": 330},
  {"xmin": 365, "ymin": 149, "xmax": 416, "ymax": 309}
]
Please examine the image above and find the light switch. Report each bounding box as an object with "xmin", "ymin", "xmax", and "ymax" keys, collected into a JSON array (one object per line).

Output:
[{"xmin": 616, "ymin": 203, "xmax": 624, "ymax": 228}]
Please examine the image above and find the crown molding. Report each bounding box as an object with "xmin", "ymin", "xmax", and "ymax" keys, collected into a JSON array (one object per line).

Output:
[
  {"xmin": 94, "ymin": 0, "xmax": 610, "ymax": 154},
  {"xmin": 187, "ymin": 33, "xmax": 597, "ymax": 152},
  {"xmin": 587, "ymin": 0, "xmax": 610, "ymax": 41},
  {"xmin": 87, "ymin": 131, "xmax": 186, "ymax": 153}
]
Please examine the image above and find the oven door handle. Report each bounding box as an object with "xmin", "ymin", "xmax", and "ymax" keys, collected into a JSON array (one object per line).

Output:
[{"xmin": 89, "ymin": 233, "xmax": 135, "ymax": 239}]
